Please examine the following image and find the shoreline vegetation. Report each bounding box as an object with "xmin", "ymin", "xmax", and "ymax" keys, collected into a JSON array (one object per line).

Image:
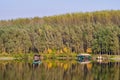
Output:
[{"xmin": 0, "ymin": 53, "xmax": 120, "ymax": 62}]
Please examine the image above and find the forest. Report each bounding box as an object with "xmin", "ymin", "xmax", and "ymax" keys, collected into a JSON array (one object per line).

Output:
[{"xmin": 0, "ymin": 10, "xmax": 120, "ymax": 55}]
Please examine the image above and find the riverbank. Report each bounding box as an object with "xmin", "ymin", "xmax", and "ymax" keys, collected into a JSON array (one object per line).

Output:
[
  {"xmin": 92, "ymin": 54, "xmax": 120, "ymax": 62},
  {"xmin": 109, "ymin": 55, "xmax": 120, "ymax": 61},
  {"xmin": 0, "ymin": 53, "xmax": 120, "ymax": 61},
  {"xmin": 0, "ymin": 53, "xmax": 77, "ymax": 60}
]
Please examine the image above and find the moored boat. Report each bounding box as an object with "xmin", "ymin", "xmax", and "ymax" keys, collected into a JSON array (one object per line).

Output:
[
  {"xmin": 77, "ymin": 53, "xmax": 92, "ymax": 62},
  {"xmin": 33, "ymin": 54, "xmax": 41, "ymax": 64}
]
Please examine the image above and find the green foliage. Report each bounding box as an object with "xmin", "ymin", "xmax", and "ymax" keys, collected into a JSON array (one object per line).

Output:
[{"xmin": 0, "ymin": 10, "xmax": 120, "ymax": 55}]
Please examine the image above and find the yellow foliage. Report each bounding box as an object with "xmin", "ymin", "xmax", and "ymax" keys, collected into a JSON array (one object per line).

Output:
[
  {"xmin": 60, "ymin": 63, "xmax": 63, "ymax": 67},
  {"xmin": 48, "ymin": 48, "xmax": 52, "ymax": 54},
  {"xmin": 63, "ymin": 64, "xmax": 68, "ymax": 70},
  {"xmin": 60, "ymin": 50, "xmax": 63, "ymax": 53},
  {"xmin": 48, "ymin": 63, "xmax": 52, "ymax": 69},
  {"xmin": 87, "ymin": 48, "xmax": 92, "ymax": 53},
  {"xmin": 87, "ymin": 63, "xmax": 92, "ymax": 70},
  {"xmin": 63, "ymin": 47, "xmax": 68, "ymax": 53}
]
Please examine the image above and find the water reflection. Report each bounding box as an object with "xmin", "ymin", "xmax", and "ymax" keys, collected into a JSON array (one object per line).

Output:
[{"xmin": 0, "ymin": 60, "xmax": 119, "ymax": 80}]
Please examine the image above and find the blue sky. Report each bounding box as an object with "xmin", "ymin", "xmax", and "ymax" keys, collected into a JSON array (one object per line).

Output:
[{"xmin": 0, "ymin": 0, "xmax": 120, "ymax": 20}]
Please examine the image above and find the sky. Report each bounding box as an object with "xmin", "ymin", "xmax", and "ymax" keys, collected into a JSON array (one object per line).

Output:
[{"xmin": 0, "ymin": 0, "xmax": 120, "ymax": 20}]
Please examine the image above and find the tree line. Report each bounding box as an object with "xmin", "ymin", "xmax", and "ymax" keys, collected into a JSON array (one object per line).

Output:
[{"xmin": 0, "ymin": 10, "xmax": 120, "ymax": 55}]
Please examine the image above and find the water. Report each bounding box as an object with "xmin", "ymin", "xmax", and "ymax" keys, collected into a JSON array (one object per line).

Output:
[{"xmin": 0, "ymin": 60, "xmax": 120, "ymax": 80}]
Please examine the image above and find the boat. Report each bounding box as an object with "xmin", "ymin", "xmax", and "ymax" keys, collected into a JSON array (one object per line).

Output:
[
  {"xmin": 77, "ymin": 53, "xmax": 92, "ymax": 62},
  {"xmin": 97, "ymin": 55, "xmax": 103, "ymax": 59},
  {"xmin": 96, "ymin": 55, "xmax": 104, "ymax": 63},
  {"xmin": 33, "ymin": 54, "xmax": 41, "ymax": 64}
]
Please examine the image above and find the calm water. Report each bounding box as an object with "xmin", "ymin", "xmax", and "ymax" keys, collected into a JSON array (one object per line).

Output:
[{"xmin": 0, "ymin": 60, "xmax": 120, "ymax": 80}]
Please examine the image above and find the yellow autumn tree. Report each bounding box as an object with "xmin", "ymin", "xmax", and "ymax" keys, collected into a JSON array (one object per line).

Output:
[
  {"xmin": 63, "ymin": 47, "xmax": 70, "ymax": 53},
  {"xmin": 87, "ymin": 48, "xmax": 92, "ymax": 53},
  {"xmin": 47, "ymin": 48, "xmax": 52, "ymax": 54},
  {"xmin": 60, "ymin": 49, "xmax": 63, "ymax": 53}
]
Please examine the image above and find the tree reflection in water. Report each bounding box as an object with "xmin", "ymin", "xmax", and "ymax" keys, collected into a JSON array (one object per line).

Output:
[{"xmin": 0, "ymin": 60, "xmax": 119, "ymax": 80}]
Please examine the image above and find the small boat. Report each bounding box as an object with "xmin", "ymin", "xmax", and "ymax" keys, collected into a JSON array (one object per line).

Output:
[
  {"xmin": 97, "ymin": 55, "xmax": 103, "ymax": 60},
  {"xmin": 96, "ymin": 55, "xmax": 104, "ymax": 63},
  {"xmin": 33, "ymin": 54, "xmax": 41, "ymax": 64},
  {"xmin": 77, "ymin": 53, "xmax": 92, "ymax": 62}
]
